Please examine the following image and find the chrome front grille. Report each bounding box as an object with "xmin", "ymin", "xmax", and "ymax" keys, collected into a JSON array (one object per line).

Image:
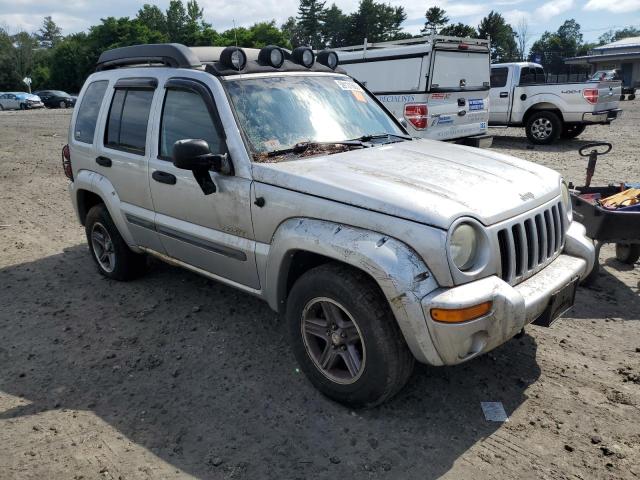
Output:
[{"xmin": 497, "ymin": 201, "xmax": 566, "ymax": 285}]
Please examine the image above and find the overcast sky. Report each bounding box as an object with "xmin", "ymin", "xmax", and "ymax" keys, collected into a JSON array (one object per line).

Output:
[{"xmin": 0, "ymin": 0, "xmax": 639, "ymax": 45}]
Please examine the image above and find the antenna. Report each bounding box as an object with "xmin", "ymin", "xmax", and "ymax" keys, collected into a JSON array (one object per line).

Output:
[{"xmin": 233, "ymin": 19, "xmax": 238, "ymax": 49}]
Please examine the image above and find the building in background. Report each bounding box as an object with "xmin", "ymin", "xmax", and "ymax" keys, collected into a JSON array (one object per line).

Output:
[{"xmin": 565, "ymin": 37, "xmax": 640, "ymax": 88}]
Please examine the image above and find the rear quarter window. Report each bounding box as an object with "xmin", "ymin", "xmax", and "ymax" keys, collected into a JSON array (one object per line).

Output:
[{"xmin": 74, "ymin": 80, "xmax": 108, "ymax": 144}]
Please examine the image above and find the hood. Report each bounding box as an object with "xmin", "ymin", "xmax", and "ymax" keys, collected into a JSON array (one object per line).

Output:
[{"xmin": 252, "ymin": 139, "xmax": 561, "ymax": 229}]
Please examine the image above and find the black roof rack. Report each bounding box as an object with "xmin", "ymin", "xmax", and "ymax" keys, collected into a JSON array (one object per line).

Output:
[{"xmin": 96, "ymin": 43, "xmax": 202, "ymax": 71}]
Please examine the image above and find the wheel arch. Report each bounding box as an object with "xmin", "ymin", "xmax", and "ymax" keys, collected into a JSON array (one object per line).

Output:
[
  {"xmin": 265, "ymin": 218, "xmax": 443, "ymax": 365},
  {"xmin": 524, "ymin": 103, "xmax": 564, "ymax": 124}
]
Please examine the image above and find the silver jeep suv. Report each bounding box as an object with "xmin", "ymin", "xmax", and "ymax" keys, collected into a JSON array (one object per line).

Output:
[{"xmin": 63, "ymin": 43, "xmax": 594, "ymax": 407}]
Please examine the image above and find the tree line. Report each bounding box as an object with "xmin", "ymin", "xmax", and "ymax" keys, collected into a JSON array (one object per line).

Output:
[{"xmin": 0, "ymin": 0, "xmax": 638, "ymax": 93}]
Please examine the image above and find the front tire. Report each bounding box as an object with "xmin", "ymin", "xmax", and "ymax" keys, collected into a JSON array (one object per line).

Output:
[
  {"xmin": 561, "ymin": 124, "xmax": 586, "ymax": 139},
  {"xmin": 59, "ymin": 100, "xmax": 66, "ymax": 108},
  {"xmin": 85, "ymin": 204, "xmax": 147, "ymax": 281},
  {"xmin": 526, "ymin": 111, "xmax": 561, "ymax": 145},
  {"xmin": 615, "ymin": 243, "xmax": 640, "ymax": 265},
  {"xmin": 19, "ymin": 103, "xmax": 26, "ymax": 110},
  {"xmin": 286, "ymin": 263, "xmax": 414, "ymax": 408}
]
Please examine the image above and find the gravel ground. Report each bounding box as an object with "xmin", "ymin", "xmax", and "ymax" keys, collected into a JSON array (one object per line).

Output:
[{"xmin": 0, "ymin": 105, "xmax": 639, "ymax": 480}]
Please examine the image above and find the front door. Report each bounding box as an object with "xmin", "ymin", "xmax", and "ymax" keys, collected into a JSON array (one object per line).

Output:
[
  {"xmin": 148, "ymin": 77, "xmax": 259, "ymax": 289},
  {"xmin": 489, "ymin": 67, "xmax": 511, "ymax": 124}
]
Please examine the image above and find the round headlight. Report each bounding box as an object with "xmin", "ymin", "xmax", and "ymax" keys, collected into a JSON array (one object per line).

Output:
[
  {"xmin": 561, "ymin": 182, "xmax": 573, "ymax": 222},
  {"xmin": 258, "ymin": 45, "xmax": 285, "ymax": 68},
  {"xmin": 292, "ymin": 47, "xmax": 315, "ymax": 68},
  {"xmin": 220, "ymin": 47, "xmax": 247, "ymax": 70},
  {"xmin": 449, "ymin": 223, "xmax": 478, "ymax": 271},
  {"xmin": 317, "ymin": 50, "xmax": 339, "ymax": 69}
]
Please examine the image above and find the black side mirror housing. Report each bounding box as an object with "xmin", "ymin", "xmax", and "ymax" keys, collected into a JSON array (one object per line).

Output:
[{"xmin": 172, "ymin": 139, "xmax": 226, "ymax": 195}]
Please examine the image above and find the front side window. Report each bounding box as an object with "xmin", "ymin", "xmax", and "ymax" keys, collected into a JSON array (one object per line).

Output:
[
  {"xmin": 159, "ymin": 89, "xmax": 225, "ymax": 159},
  {"xmin": 74, "ymin": 80, "xmax": 108, "ymax": 144},
  {"xmin": 225, "ymin": 75, "xmax": 404, "ymax": 158},
  {"xmin": 104, "ymin": 88, "xmax": 154, "ymax": 154}
]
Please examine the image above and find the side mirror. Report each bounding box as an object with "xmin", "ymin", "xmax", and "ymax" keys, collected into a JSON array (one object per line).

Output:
[{"xmin": 172, "ymin": 139, "xmax": 226, "ymax": 195}]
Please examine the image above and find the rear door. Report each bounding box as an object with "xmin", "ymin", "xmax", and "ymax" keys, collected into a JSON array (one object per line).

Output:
[
  {"xmin": 426, "ymin": 47, "xmax": 490, "ymax": 140},
  {"xmin": 96, "ymin": 77, "xmax": 164, "ymax": 252},
  {"xmin": 489, "ymin": 66, "xmax": 512, "ymax": 124}
]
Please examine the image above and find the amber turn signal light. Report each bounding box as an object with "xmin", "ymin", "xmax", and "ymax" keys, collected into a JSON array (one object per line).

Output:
[{"xmin": 431, "ymin": 301, "xmax": 492, "ymax": 323}]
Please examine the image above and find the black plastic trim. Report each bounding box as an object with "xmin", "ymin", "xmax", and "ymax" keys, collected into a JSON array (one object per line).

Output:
[
  {"xmin": 96, "ymin": 43, "xmax": 202, "ymax": 71},
  {"xmin": 338, "ymin": 52, "xmax": 427, "ymax": 65},
  {"xmin": 114, "ymin": 77, "xmax": 159, "ymax": 89},
  {"xmin": 156, "ymin": 225, "xmax": 247, "ymax": 261}
]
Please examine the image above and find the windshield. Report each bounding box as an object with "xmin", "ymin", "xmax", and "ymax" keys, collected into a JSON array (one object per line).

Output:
[
  {"xmin": 225, "ymin": 75, "xmax": 404, "ymax": 158},
  {"xmin": 590, "ymin": 71, "xmax": 619, "ymax": 81}
]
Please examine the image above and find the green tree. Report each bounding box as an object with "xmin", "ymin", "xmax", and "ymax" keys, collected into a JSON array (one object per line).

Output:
[
  {"xmin": 37, "ymin": 16, "xmax": 62, "ymax": 48},
  {"xmin": 297, "ymin": 0, "xmax": 326, "ymax": 48},
  {"xmin": 49, "ymin": 33, "xmax": 91, "ymax": 93},
  {"xmin": 12, "ymin": 32, "xmax": 38, "ymax": 84},
  {"xmin": 281, "ymin": 17, "xmax": 305, "ymax": 48},
  {"xmin": 421, "ymin": 6, "xmax": 448, "ymax": 34},
  {"xmin": 0, "ymin": 27, "xmax": 21, "ymax": 89},
  {"xmin": 530, "ymin": 19, "xmax": 585, "ymax": 73},
  {"xmin": 478, "ymin": 11, "xmax": 518, "ymax": 62},
  {"xmin": 440, "ymin": 23, "xmax": 477, "ymax": 38},
  {"xmin": 166, "ymin": 0, "xmax": 188, "ymax": 43},
  {"xmin": 321, "ymin": 4, "xmax": 349, "ymax": 47},
  {"xmin": 347, "ymin": 0, "xmax": 406, "ymax": 45},
  {"xmin": 598, "ymin": 26, "xmax": 640, "ymax": 45},
  {"xmin": 137, "ymin": 4, "xmax": 168, "ymax": 37}
]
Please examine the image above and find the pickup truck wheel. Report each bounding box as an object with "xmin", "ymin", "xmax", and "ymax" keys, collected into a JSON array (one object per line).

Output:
[
  {"xmin": 85, "ymin": 204, "xmax": 147, "ymax": 281},
  {"xmin": 526, "ymin": 111, "xmax": 561, "ymax": 145},
  {"xmin": 615, "ymin": 243, "xmax": 640, "ymax": 265},
  {"xmin": 561, "ymin": 124, "xmax": 586, "ymax": 139},
  {"xmin": 287, "ymin": 263, "xmax": 414, "ymax": 408}
]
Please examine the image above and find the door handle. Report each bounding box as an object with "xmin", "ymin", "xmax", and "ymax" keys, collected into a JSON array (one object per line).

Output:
[
  {"xmin": 500, "ymin": 92, "xmax": 509, "ymax": 98},
  {"xmin": 152, "ymin": 170, "xmax": 177, "ymax": 185},
  {"xmin": 96, "ymin": 156, "xmax": 112, "ymax": 167}
]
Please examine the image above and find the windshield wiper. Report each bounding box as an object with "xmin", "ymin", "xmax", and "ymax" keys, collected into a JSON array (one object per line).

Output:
[
  {"xmin": 349, "ymin": 133, "xmax": 412, "ymax": 142},
  {"xmin": 266, "ymin": 140, "xmax": 368, "ymax": 157}
]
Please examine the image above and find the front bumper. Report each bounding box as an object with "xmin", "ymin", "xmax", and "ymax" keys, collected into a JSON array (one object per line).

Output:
[
  {"xmin": 582, "ymin": 108, "xmax": 621, "ymax": 124},
  {"xmin": 416, "ymin": 222, "xmax": 594, "ymax": 366},
  {"xmin": 26, "ymin": 102, "xmax": 44, "ymax": 109}
]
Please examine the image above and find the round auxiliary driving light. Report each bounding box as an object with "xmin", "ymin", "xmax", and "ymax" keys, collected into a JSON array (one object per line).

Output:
[
  {"xmin": 258, "ymin": 45, "xmax": 285, "ymax": 68},
  {"xmin": 317, "ymin": 50, "xmax": 338, "ymax": 69},
  {"xmin": 293, "ymin": 47, "xmax": 315, "ymax": 68},
  {"xmin": 220, "ymin": 46, "xmax": 247, "ymax": 71}
]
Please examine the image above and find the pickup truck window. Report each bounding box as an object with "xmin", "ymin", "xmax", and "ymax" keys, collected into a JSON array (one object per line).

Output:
[
  {"xmin": 225, "ymin": 75, "xmax": 404, "ymax": 157},
  {"xmin": 105, "ymin": 89, "xmax": 154, "ymax": 155},
  {"xmin": 519, "ymin": 67, "xmax": 546, "ymax": 85},
  {"xmin": 159, "ymin": 89, "xmax": 225, "ymax": 159},
  {"xmin": 74, "ymin": 80, "xmax": 108, "ymax": 144},
  {"xmin": 490, "ymin": 68, "xmax": 508, "ymax": 88}
]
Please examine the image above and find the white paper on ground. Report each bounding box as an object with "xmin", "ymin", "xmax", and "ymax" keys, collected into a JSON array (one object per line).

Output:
[{"xmin": 481, "ymin": 402, "xmax": 509, "ymax": 422}]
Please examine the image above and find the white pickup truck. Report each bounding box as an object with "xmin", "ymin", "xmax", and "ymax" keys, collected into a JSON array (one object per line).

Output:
[{"xmin": 489, "ymin": 62, "xmax": 622, "ymax": 144}]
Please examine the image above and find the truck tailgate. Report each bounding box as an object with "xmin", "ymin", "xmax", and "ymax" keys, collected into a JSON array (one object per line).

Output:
[
  {"xmin": 595, "ymin": 81, "xmax": 622, "ymax": 111},
  {"xmin": 426, "ymin": 91, "xmax": 489, "ymax": 140}
]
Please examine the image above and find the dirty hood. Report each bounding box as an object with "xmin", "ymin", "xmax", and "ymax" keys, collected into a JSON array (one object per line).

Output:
[{"xmin": 251, "ymin": 139, "xmax": 562, "ymax": 229}]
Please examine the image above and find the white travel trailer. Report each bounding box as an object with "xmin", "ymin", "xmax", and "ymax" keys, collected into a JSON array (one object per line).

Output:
[{"xmin": 336, "ymin": 35, "xmax": 493, "ymax": 147}]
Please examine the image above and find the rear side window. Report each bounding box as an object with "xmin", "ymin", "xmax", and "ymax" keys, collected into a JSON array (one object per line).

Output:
[
  {"xmin": 159, "ymin": 89, "xmax": 225, "ymax": 159},
  {"xmin": 105, "ymin": 89, "xmax": 154, "ymax": 154},
  {"xmin": 490, "ymin": 68, "xmax": 508, "ymax": 88},
  {"xmin": 74, "ymin": 80, "xmax": 108, "ymax": 143}
]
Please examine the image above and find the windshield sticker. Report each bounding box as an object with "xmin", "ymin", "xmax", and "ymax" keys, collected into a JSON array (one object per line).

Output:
[
  {"xmin": 335, "ymin": 80, "xmax": 364, "ymax": 92},
  {"xmin": 351, "ymin": 90, "xmax": 367, "ymax": 102},
  {"xmin": 263, "ymin": 139, "xmax": 281, "ymax": 150}
]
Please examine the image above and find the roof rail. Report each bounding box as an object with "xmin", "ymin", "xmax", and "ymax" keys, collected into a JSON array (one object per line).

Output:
[
  {"xmin": 96, "ymin": 43, "xmax": 202, "ymax": 71},
  {"xmin": 334, "ymin": 35, "xmax": 490, "ymax": 52}
]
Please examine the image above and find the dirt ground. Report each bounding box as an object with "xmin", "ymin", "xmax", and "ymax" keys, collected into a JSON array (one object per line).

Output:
[{"xmin": 0, "ymin": 104, "xmax": 639, "ymax": 480}]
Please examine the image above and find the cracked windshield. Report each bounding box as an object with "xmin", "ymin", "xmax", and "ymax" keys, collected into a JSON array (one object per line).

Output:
[{"xmin": 225, "ymin": 75, "xmax": 406, "ymax": 160}]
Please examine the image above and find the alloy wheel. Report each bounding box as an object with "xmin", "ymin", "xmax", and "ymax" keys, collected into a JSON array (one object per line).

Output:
[
  {"xmin": 91, "ymin": 222, "xmax": 116, "ymax": 273},
  {"xmin": 531, "ymin": 117, "xmax": 553, "ymax": 140},
  {"xmin": 301, "ymin": 297, "xmax": 366, "ymax": 384}
]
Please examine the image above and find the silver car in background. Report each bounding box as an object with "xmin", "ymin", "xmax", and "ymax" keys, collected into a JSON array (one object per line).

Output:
[{"xmin": 0, "ymin": 92, "xmax": 45, "ymax": 110}]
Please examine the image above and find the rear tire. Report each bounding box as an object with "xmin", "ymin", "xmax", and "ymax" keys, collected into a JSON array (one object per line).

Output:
[
  {"xmin": 286, "ymin": 263, "xmax": 414, "ymax": 408},
  {"xmin": 615, "ymin": 243, "xmax": 640, "ymax": 265},
  {"xmin": 629, "ymin": 94, "xmax": 636, "ymax": 101},
  {"xmin": 525, "ymin": 111, "xmax": 562, "ymax": 145},
  {"xmin": 561, "ymin": 124, "xmax": 586, "ymax": 139},
  {"xmin": 59, "ymin": 100, "xmax": 66, "ymax": 108},
  {"xmin": 85, "ymin": 204, "xmax": 147, "ymax": 281}
]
